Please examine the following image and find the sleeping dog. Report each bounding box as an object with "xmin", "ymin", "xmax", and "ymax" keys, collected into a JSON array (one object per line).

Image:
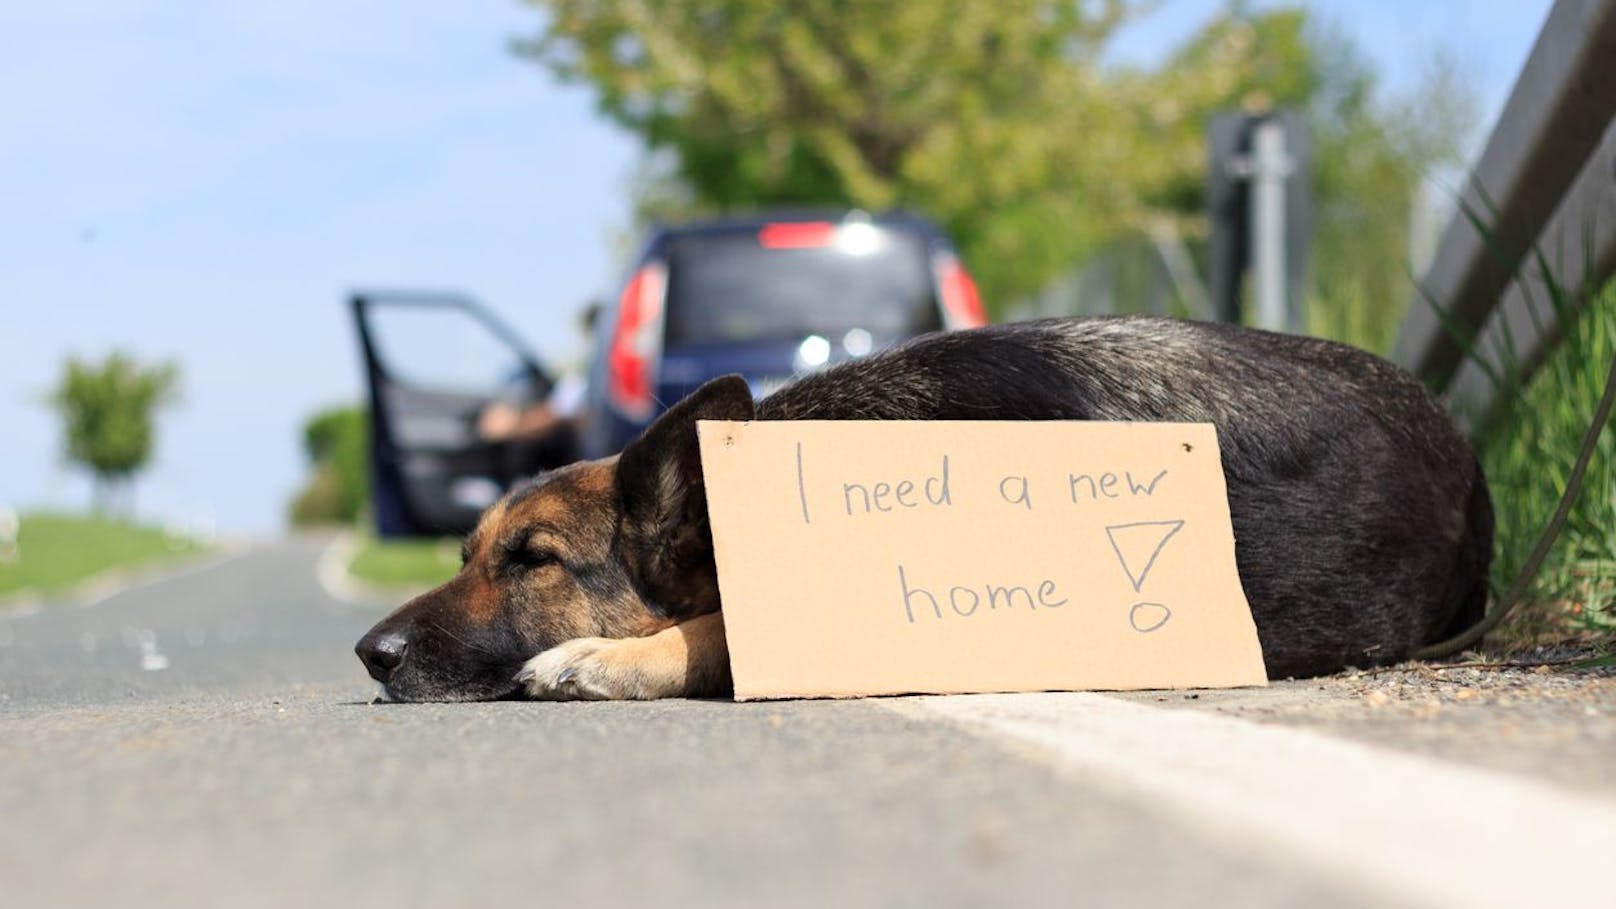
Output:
[{"xmin": 355, "ymin": 316, "xmax": 1494, "ymax": 701}]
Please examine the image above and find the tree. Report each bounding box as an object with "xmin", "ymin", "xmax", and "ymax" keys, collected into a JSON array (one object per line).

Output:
[
  {"xmin": 48, "ymin": 352, "xmax": 180, "ymax": 517},
  {"xmin": 518, "ymin": 0, "xmax": 1139, "ymax": 305},
  {"xmin": 518, "ymin": 1, "xmax": 1475, "ymax": 351},
  {"xmin": 289, "ymin": 406, "xmax": 368, "ymax": 526}
]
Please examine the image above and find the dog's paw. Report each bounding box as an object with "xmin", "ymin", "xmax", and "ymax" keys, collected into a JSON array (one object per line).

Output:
[{"xmin": 516, "ymin": 637, "xmax": 664, "ymax": 701}]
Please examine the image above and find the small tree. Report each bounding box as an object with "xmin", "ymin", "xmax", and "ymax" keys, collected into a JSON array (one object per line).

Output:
[
  {"xmin": 289, "ymin": 405, "xmax": 368, "ymax": 526},
  {"xmin": 48, "ymin": 352, "xmax": 180, "ymax": 518}
]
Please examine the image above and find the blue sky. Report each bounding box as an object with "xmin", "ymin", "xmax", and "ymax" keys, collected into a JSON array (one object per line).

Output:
[{"xmin": 0, "ymin": 1, "xmax": 1554, "ymax": 534}]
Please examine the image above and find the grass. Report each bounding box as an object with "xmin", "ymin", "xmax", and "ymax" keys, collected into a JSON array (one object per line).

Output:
[
  {"xmin": 347, "ymin": 535, "xmax": 459, "ymax": 588},
  {"xmin": 1469, "ymin": 281, "xmax": 1616, "ymax": 649},
  {"xmin": 0, "ymin": 511, "xmax": 206, "ymax": 599}
]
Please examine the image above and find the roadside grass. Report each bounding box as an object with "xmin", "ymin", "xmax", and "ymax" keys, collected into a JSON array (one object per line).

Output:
[
  {"xmin": 0, "ymin": 511, "xmax": 206, "ymax": 599},
  {"xmin": 1470, "ymin": 281, "xmax": 1616, "ymax": 650},
  {"xmin": 347, "ymin": 535, "xmax": 459, "ymax": 588}
]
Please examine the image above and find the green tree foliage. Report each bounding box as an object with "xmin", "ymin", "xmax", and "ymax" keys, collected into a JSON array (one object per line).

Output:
[
  {"xmin": 48, "ymin": 352, "xmax": 180, "ymax": 517},
  {"xmin": 519, "ymin": 0, "xmax": 1136, "ymax": 306},
  {"xmin": 289, "ymin": 406, "xmax": 368, "ymax": 526},
  {"xmin": 519, "ymin": 1, "xmax": 1474, "ymax": 351}
]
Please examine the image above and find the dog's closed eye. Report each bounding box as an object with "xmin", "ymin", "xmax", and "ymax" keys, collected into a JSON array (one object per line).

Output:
[{"xmin": 502, "ymin": 540, "xmax": 562, "ymax": 574}]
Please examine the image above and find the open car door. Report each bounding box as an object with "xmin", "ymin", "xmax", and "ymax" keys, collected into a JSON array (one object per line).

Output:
[{"xmin": 351, "ymin": 291, "xmax": 568, "ymax": 538}]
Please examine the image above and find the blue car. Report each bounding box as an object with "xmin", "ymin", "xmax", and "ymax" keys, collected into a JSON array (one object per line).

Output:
[
  {"xmin": 352, "ymin": 210, "xmax": 984, "ymax": 537},
  {"xmin": 576, "ymin": 210, "xmax": 986, "ymax": 458}
]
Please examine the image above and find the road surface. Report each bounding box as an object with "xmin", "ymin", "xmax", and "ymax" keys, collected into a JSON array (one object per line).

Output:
[{"xmin": 1, "ymin": 538, "xmax": 1611, "ymax": 908}]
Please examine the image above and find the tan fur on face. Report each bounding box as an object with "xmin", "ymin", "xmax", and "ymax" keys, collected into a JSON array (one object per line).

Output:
[
  {"xmin": 370, "ymin": 444, "xmax": 722, "ymax": 701},
  {"xmin": 458, "ymin": 458, "xmax": 673, "ymax": 649}
]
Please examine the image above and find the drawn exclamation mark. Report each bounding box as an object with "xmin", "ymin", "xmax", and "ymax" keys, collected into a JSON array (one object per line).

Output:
[{"xmin": 1103, "ymin": 520, "xmax": 1185, "ymax": 633}]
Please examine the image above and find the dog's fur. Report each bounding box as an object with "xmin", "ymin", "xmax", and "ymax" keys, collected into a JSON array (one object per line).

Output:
[{"xmin": 355, "ymin": 316, "xmax": 1493, "ymax": 701}]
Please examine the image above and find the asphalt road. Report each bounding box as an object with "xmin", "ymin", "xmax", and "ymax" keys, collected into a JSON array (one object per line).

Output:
[{"xmin": 1, "ymin": 538, "xmax": 1611, "ymax": 909}]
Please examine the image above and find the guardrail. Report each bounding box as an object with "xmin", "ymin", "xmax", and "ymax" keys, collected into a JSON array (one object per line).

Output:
[{"xmin": 1391, "ymin": 0, "xmax": 1616, "ymax": 432}]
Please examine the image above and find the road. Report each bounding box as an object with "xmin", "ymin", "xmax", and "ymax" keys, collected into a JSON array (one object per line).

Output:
[{"xmin": 1, "ymin": 538, "xmax": 1611, "ymax": 909}]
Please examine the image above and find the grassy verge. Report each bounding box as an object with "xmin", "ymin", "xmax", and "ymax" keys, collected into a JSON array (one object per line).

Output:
[
  {"xmin": 1474, "ymin": 283, "xmax": 1616, "ymax": 648},
  {"xmin": 347, "ymin": 536, "xmax": 459, "ymax": 588},
  {"xmin": 0, "ymin": 512, "xmax": 206, "ymax": 599}
]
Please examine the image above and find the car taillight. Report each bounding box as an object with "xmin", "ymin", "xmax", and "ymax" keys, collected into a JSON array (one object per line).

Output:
[
  {"xmin": 934, "ymin": 253, "xmax": 987, "ymax": 328},
  {"xmin": 607, "ymin": 261, "xmax": 667, "ymax": 421},
  {"xmin": 758, "ymin": 221, "xmax": 837, "ymax": 249}
]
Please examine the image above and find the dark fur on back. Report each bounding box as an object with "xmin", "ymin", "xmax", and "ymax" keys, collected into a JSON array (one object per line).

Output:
[{"xmin": 756, "ymin": 316, "xmax": 1493, "ymax": 678}]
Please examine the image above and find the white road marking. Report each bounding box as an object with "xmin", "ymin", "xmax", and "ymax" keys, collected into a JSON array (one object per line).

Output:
[
  {"xmin": 899, "ymin": 692, "xmax": 1615, "ymax": 909},
  {"xmin": 137, "ymin": 630, "xmax": 169, "ymax": 671}
]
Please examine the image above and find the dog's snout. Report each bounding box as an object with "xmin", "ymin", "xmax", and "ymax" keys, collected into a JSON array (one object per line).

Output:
[{"xmin": 356, "ymin": 630, "xmax": 408, "ymax": 683}]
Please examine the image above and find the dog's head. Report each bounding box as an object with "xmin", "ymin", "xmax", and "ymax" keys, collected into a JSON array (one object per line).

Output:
[{"xmin": 354, "ymin": 376, "xmax": 755, "ymax": 701}]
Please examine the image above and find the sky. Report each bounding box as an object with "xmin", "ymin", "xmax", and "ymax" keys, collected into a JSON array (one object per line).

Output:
[{"xmin": 0, "ymin": 0, "xmax": 1556, "ymax": 535}]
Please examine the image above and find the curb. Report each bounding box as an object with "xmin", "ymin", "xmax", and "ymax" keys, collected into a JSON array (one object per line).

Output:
[{"xmin": 314, "ymin": 531, "xmax": 435, "ymax": 608}]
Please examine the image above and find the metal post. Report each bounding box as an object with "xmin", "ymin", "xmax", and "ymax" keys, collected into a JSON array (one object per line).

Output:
[
  {"xmin": 1206, "ymin": 112, "xmax": 1250, "ymax": 324},
  {"xmin": 1248, "ymin": 118, "xmax": 1292, "ymax": 331}
]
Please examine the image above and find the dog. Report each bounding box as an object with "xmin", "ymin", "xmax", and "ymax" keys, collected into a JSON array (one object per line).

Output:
[{"xmin": 355, "ymin": 316, "xmax": 1494, "ymax": 701}]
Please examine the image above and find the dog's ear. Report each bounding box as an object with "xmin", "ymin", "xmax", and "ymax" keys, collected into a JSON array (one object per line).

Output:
[{"xmin": 615, "ymin": 375, "xmax": 755, "ymax": 618}]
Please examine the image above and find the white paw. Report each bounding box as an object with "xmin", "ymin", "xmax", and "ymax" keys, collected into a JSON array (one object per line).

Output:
[{"xmin": 515, "ymin": 637, "xmax": 630, "ymax": 701}]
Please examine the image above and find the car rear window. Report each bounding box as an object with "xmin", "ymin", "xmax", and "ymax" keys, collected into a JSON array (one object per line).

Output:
[{"xmin": 661, "ymin": 225, "xmax": 941, "ymax": 348}]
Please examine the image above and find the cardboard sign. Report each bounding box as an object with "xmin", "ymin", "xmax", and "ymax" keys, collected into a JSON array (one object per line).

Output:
[{"xmin": 697, "ymin": 421, "xmax": 1267, "ymax": 700}]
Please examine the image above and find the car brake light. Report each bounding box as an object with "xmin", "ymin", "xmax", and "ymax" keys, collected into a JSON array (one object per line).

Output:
[
  {"xmin": 607, "ymin": 261, "xmax": 668, "ymax": 421},
  {"xmin": 935, "ymin": 254, "xmax": 987, "ymax": 328},
  {"xmin": 758, "ymin": 221, "xmax": 837, "ymax": 249}
]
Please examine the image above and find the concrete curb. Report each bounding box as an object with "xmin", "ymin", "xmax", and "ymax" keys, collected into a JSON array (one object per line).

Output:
[{"xmin": 314, "ymin": 531, "xmax": 433, "ymax": 608}]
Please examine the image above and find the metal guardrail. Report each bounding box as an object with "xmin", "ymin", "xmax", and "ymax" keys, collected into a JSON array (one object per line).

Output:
[
  {"xmin": 1445, "ymin": 120, "xmax": 1616, "ymax": 430},
  {"xmin": 1392, "ymin": 0, "xmax": 1616, "ymax": 430}
]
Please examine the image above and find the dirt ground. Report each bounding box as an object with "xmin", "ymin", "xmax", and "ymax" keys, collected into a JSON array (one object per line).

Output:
[{"xmin": 1113, "ymin": 641, "xmax": 1616, "ymax": 791}]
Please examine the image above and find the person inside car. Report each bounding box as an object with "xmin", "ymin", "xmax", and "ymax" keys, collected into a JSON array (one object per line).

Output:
[{"xmin": 474, "ymin": 301, "xmax": 598, "ymax": 476}]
